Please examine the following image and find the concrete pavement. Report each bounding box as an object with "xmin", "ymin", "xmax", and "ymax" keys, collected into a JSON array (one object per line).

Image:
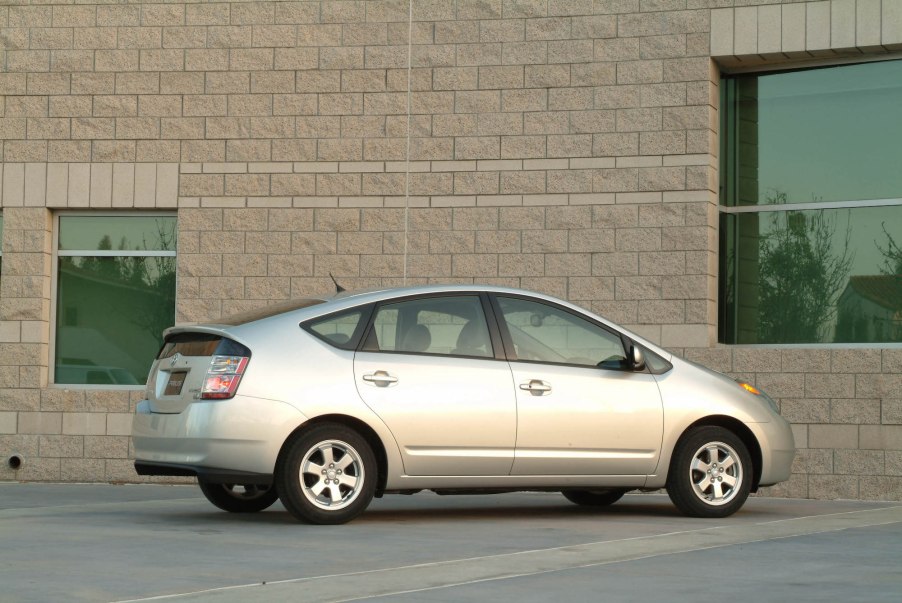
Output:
[{"xmin": 1, "ymin": 483, "xmax": 900, "ymax": 602}]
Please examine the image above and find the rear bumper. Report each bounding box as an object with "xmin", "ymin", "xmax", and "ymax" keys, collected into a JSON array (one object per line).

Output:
[
  {"xmin": 132, "ymin": 395, "xmax": 306, "ymax": 477},
  {"xmin": 134, "ymin": 461, "xmax": 272, "ymax": 485}
]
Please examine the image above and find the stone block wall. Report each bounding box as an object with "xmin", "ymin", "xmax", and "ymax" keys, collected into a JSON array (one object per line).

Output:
[{"xmin": 0, "ymin": 0, "xmax": 900, "ymax": 500}]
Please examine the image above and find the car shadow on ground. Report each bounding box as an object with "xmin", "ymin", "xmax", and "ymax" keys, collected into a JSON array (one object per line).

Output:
[{"xmin": 163, "ymin": 497, "xmax": 779, "ymax": 526}]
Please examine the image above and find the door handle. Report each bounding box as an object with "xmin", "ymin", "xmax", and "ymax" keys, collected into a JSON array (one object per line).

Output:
[
  {"xmin": 362, "ymin": 370, "xmax": 398, "ymax": 387},
  {"xmin": 519, "ymin": 379, "xmax": 551, "ymax": 395}
]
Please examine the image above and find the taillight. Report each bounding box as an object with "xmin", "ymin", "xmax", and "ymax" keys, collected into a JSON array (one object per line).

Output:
[{"xmin": 201, "ymin": 355, "xmax": 249, "ymax": 400}]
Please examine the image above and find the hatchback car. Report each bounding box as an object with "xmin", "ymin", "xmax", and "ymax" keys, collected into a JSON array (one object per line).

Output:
[{"xmin": 133, "ymin": 285, "xmax": 794, "ymax": 524}]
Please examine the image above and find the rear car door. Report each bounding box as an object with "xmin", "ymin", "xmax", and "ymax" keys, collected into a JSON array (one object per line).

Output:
[
  {"xmin": 353, "ymin": 294, "xmax": 517, "ymax": 476},
  {"xmin": 493, "ymin": 295, "xmax": 664, "ymax": 476}
]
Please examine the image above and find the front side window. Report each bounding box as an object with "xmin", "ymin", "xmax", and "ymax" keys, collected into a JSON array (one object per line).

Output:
[
  {"xmin": 54, "ymin": 215, "xmax": 177, "ymax": 385},
  {"xmin": 496, "ymin": 296, "xmax": 626, "ymax": 368},
  {"xmin": 365, "ymin": 295, "xmax": 493, "ymax": 358},
  {"xmin": 720, "ymin": 60, "xmax": 902, "ymax": 344}
]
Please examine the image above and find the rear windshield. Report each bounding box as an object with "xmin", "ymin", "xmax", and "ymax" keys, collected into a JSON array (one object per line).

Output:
[
  {"xmin": 216, "ymin": 298, "xmax": 326, "ymax": 326},
  {"xmin": 158, "ymin": 333, "xmax": 220, "ymax": 358},
  {"xmin": 157, "ymin": 333, "xmax": 251, "ymax": 359}
]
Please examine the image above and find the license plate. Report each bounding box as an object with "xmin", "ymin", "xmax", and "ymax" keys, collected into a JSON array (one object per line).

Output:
[{"xmin": 164, "ymin": 371, "xmax": 187, "ymax": 396}]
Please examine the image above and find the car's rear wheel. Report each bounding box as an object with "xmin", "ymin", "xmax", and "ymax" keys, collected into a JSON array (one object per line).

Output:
[
  {"xmin": 562, "ymin": 488, "xmax": 627, "ymax": 507},
  {"xmin": 198, "ymin": 481, "xmax": 279, "ymax": 513},
  {"xmin": 277, "ymin": 423, "xmax": 376, "ymax": 525},
  {"xmin": 667, "ymin": 426, "xmax": 752, "ymax": 518}
]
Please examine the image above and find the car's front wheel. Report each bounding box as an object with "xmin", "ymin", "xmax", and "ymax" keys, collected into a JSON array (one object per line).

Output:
[
  {"xmin": 277, "ymin": 423, "xmax": 377, "ymax": 525},
  {"xmin": 666, "ymin": 426, "xmax": 752, "ymax": 518},
  {"xmin": 562, "ymin": 488, "xmax": 627, "ymax": 507},
  {"xmin": 198, "ymin": 481, "xmax": 279, "ymax": 513}
]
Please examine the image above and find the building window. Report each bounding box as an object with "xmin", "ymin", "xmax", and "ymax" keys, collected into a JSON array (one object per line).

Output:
[
  {"xmin": 54, "ymin": 215, "xmax": 177, "ymax": 385},
  {"xmin": 719, "ymin": 60, "xmax": 902, "ymax": 344}
]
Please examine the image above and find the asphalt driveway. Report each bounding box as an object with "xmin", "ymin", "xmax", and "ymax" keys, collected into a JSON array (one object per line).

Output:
[{"xmin": 1, "ymin": 483, "xmax": 900, "ymax": 602}]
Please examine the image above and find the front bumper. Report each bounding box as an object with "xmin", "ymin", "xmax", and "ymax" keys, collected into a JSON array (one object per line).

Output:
[
  {"xmin": 754, "ymin": 415, "xmax": 796, "ymax": 487},
  {"xmin": 132, "ymin": 394, "xmax": 306, "ymax": 478}
]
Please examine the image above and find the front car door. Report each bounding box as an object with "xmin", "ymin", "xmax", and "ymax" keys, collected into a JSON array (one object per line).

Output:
[
  {"xmin": 353, "ymin": 294, "xmax": 517, "ymax": 476},
  {"xmin": 493, "ymin": 295, "xmax": 664, "ymax": 476}
]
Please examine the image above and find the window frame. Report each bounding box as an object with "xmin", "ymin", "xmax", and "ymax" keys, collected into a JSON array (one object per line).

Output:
[
  {"xmin": 304, "ymin": 290, "xmax": 669, "ymax": 373},
  {"xmin": 719, "ymin": 59, "xmax": 902, "ymax": 348},
  {"xmin": 50, "ymin": 211, "xmax": 178, "ymax": 389}
]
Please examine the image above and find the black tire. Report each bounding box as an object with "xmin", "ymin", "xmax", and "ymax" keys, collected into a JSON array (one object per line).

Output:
[
  {"xmin": 198, "ymin": 481, "xmax": 279, "ymax": 513},
  {"xmin": 562, "ymin": 488, "xmax": 628, "ymax": 507},
  {"xmin": 277, "ymin": 423, "xmax": 377, "ymax": 525},
  {"xmin": 666, "ymin": 426, "xmax": 752, "ymax": 518}
]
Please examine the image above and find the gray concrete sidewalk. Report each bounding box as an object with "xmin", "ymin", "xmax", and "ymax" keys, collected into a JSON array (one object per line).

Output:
[{"xmin": 1, "ymin": 483, "xmax": 900, "ymax": 603}]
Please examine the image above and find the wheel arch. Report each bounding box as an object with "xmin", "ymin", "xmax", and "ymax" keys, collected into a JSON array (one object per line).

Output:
[
  {"xmin": 276, "ymin": 414, "xmax": 390, "ymax": 496},
  {"xmin": 673, "ymin": 416, "xmax": 763, "ymax": 492}
]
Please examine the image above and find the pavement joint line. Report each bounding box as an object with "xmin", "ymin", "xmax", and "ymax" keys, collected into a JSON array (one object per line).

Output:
[
  {"xmin": 331, "ymin": 517, "xmax": 902, "ymax": 603},
  {"xmin": 111, "ymin": 504, "xmax": 902, "ymax": 603},
  {"xmin": 0, "ymin": 497, "xmax": 201, "ymax": 515}
]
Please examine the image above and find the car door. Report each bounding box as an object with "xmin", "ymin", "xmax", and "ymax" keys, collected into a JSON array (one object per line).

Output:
[
  {"xmin": 493, "ymin": 295, "xmax": 664, "ymax": 476},
  {"xmin": 353, "ymin": 294, "xmax": 517, "ymax": 476}
]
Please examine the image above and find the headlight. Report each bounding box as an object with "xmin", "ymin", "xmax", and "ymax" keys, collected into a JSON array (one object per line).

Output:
[{"xmin": 736, "ymin": 380, "xmax": 779, "ymax": 413}]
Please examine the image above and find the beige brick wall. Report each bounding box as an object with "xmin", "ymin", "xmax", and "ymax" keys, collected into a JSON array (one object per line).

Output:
[{"xmin": 0, "ymin": 0, "xmax": 900, "ymax": 500}]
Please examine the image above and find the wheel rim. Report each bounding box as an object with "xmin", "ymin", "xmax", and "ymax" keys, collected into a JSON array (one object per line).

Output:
[
  {"xmin": 221, "ymin": 484, "xmax": 271, "ymax": 500},
  {"xmin": 299, "ymin": 439, "xmax": 365, "ymax": 511},
  {"xmin": 689, "ymin": 441, "xmax": 743, "ymax": 506}
]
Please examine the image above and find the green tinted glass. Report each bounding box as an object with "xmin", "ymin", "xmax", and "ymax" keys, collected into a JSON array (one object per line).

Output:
[
  {"xmin": 55, "ymin": 255, "xmax": 176, "ymax": 384},
  {"xmin": 720, "ymin": 206, "xmax": 902, "ymax": 344},
  {"xmin": 55, "ymin": 216, "xmax": 176, "ymax": 385},
  {"xmin": 723, "ymin": 60, "xmax": 902, "ymax": 206},
  {"xmin": 59, "ymin": 216, "xmax": 177, "ymax": 251}
]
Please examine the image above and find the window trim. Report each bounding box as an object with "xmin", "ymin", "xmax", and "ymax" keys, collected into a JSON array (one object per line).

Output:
[
  {"xmin": 50, "ymin": 211, "xmax": 178, "ymax": 389},
  {"xmin": 719, "ymin": 52, "xmax": 902, "ymax": 77},
  {"xmin": 719, "ymin": 198, "xmax": 902, "ymax": 214}
]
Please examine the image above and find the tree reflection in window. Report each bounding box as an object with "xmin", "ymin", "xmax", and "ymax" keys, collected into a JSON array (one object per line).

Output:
[{"xmin": 756, "ymin": 199, "xmax": 853, "ymax": 343}]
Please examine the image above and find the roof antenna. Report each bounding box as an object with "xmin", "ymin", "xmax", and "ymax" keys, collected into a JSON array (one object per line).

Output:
[{"xmin": 329, "ymin": 272, "xmax": 346, "ymax": 294}]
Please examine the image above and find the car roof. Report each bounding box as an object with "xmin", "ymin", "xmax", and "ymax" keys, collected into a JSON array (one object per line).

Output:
[{"xmin": 328, "ymin": 283, "xmax": 552, "ymax": 304}]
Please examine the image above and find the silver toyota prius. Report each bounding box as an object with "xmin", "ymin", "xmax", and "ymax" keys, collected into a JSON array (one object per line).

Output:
[{"xmin": 133, "ymin": 285, "xmax": 795, "ymax": 524}]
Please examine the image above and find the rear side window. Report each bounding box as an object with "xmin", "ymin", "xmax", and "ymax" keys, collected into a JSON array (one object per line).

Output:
[
  {"xmin": 303, "ymin": 308, "xmax": 369, "ymax": 350},
  {"xmin": 363, "ymin": 295, "xmax": 493, "ymax": 358}
]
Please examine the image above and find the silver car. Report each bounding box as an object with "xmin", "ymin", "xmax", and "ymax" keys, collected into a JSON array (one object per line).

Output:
[{"xmin": 133, "ymin": 285, "xmax": 794, "ymax": 524}]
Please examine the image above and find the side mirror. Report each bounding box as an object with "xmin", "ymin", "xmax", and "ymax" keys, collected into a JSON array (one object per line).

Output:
[{"xmin": 629, "ymin": 345, "xmax": 646, "ymax": 371}]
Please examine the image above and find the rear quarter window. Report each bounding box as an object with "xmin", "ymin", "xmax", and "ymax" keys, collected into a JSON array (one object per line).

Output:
[{"xmin": 302, "ymin": 307, "xmax": 371, "ymax": 350}]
